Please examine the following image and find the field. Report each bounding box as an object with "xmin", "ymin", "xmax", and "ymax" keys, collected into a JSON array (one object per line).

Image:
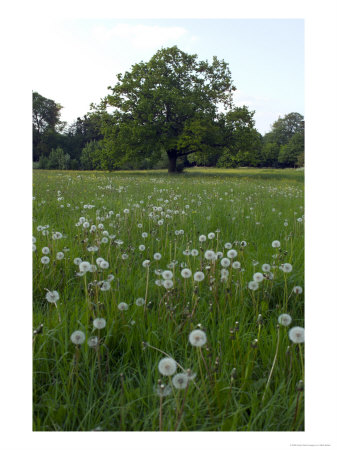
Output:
[{"xmin": 33, "ymin": 167, "xmax": 304, "ymax": 431}]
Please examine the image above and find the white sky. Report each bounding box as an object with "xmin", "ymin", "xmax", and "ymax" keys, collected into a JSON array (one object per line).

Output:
[{"xmin": 31, "ymin": 18, "xmax": 304, "ymax": 135}]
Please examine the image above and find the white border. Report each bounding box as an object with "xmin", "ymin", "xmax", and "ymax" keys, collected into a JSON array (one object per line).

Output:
[{"xmin": 1, "ymin": 1, "xmax": 337, "ymax": 449}]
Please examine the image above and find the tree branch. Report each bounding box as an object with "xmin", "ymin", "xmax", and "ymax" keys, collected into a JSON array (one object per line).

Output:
[{"xmin": 177, "ymin": 150, "xmax": 198, "ymax": 157}]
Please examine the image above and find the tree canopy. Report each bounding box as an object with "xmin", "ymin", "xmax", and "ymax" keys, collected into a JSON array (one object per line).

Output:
[
  {"xmin": 98, "ymin": 46, "xmax": 236, "ymax": 172},
  {"xmin": 262, "ymin": 112, "xmax": 304, "ymax": 167},
  {"xmin": 33, "ymin": 91, "xmax": 64, "ymax": 161},
  {"xmin": 264, "ymin": 112, "xmax": 304, "ymax": 147},
  {"xmin": 32, "ymin": 53, "xmax": 304, "ymax": 171}
]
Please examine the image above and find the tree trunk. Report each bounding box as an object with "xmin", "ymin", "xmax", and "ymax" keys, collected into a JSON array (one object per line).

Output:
[{"xmin": 168, "ymin": 154, "xmax": 177, "ymax": 173}]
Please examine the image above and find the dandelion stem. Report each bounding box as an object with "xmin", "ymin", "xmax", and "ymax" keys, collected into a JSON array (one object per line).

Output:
[
  {"xmin": 96, "ymin": 331, "xmax": 102, "ymax": 382},
  {"xmin": 262, "ymin": 325, "xmax": 280, "ymax": 404},
  {"xmin": 231, "ymin": 340, "xmax": 237, "ymax": 368},
  {"xmin": 174, "ymin": 383, "xmax": 189, "ymax": 431},
  {"xmin": 54, "ymin": 302, "xmax": 61, "ymax": 323},
  {"xmin": 292, "ymin": 390, "xmax": 303, "ymax": 430},
  {"xmin": 197, "ymin": 347, "xmax": 214, "ymax": 420},
  {"xmin": 283, "ymin": 272, "xmax": 288, "ymax": 311},
  {"xmin": 224, "ymin": 378, "xmax": 233, "ymax": 417},
  {"xmin": 159, "ymin": 394, "xmax": 163, "ymax": 431},
  {"xmin": 144, "ymin": 265, "xmax": 150, "ymax": 313},
  {"xmin": 299, "ymin": 343, "xmax": 304, "ymax": 380},
  {"xmin": 83, "ymin": 274, "xmax": 91, "ymax": 326},
  {"xmin": 120, "ymin": 373, "xmax": 125, "ymax": 431}
]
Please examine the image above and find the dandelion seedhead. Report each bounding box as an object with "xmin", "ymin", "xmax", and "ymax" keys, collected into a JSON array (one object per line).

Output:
[
  {"xmin": 79, "ymin": 261, "xmax": 91, "ymax": 273},
  {"xmin": 181, "ymin": 268, "xmax": 192, "ymax": 278},
  {"xmin": 100, "ymin": 281, "xmax": 111, "ymax": 292},
  {"xmin": 56, "ymin": 252, "xmax": 64, "ymax": 260},
  {"xmin": 118, "ymin": 302, "xmax": 129, "ymax": 311},
  {"xmin": 227, "ymin": 249, "xmax": 237, "ymax": 259},
  {"xmin": 278, "ymin": 314, "xmax": 292, "ymax": 327},
  {"xmin": 162, "ymin": 270, "xmax": 173, "ymax": 280},
  {"xmin": 172, "ymin": 373, "xmax": 189, "ymax": 389},
  {"xmin": 193, "ymin": 271, "xmax": 205, "ymax": 282},
  {"xmin": 158, "ymin": 357, "xmax": 177, "ymax": 376},
  {"xmin": 135, "ymin": 297, "xmax": 145, "ymax": 306},
  {"xmin": 189, "ymin": 329, "xmax": 207, "ymax": 347},
  {"xmin": 293, "ymin": 286, "xmax": 303, "ymax": 295},
  {"xmin": 281, "ymin": 263, "xmax": 293, "ymax": 273},
  {"xmin": 45, "ymin": 290, "xmax": 60, "ymax": 304},
  {"xmin": 253, "ymin": 272, "xmax": 264, "ymax": 282},
  {"xmin": 204, "ymin": 250, "xmax": 216, "ymax": 261},
  {"xmin": 93, "ymin": 318, "xmax": 106, "ymax": 329},
  {"xmin": 88, "ymin": 336, "xmax": 99, "ymax": 348},
  {"xmin": 289, "ymin": 326, "xmax": 305, "ymax": 344},
  {"xmin": 70, "ymin": 330, "xmax": 86, "ymax": 345},
  {"xmin": 248, "ymin": 281, "xmax": 259, "ymax": 291}
]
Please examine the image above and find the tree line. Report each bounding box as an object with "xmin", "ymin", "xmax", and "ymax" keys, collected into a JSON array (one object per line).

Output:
[{"xmin": 33, "ymin": 47, "xmax": 304, "ymax": 172}]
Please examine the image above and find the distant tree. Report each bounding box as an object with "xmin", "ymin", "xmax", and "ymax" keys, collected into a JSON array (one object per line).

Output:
[
  {"xmin": 98, "ymin": 46, "xmax": 236, "ymax": 173},
  {"xmin": 296, "ymin": 151, "xmax": 304, "ymax": 168},
  {"xmin": 260, "ymin": 142, "xmax": 280, "ymax": 167},
  {"xmin": 261, "ymin": 113, "xmax": 304, "ymax": 167},
  {"xmin": 215, "ymin": 106, "xmax": 262, "ymax": 167},
  {"xmin": 38, "ymin": 154, "xmax": 49, "ymax": 169},
  {"xmin": 65, "ymin": 114, "xmax": 104, "ymax": 161},
  {"xmin": 216, "ymin": 147, "xmax": 237, "ymax": 168},
  {"xmin": 278, "ymin": 130, "xmax": 304, "ymax": 167},
  {"xmin": 47, "ymin": 147, "xmax": 70, "ymax": 170},
  {"xmin": 268, "ymin": 112, "xmax": 304, "ymax": 147},
  {"xmin": 80, "ymin": 141, "xmax": 104, "ymax": 170},
  {"xmin": 33, "ymin": 92, "xmax": 64, "ymax": 161}
]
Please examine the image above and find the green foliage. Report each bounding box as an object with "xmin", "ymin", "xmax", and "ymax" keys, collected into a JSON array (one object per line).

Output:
[
  {"xmin": 260, "ymin": 142, "xmax": 280, "ymax": 167},
  {"xmin": 261, "ymin": 113, "xmax": 304, "ymax": 168},
  {"xmin": 33, "ymin": 92, "xmax": 64, "ymax": 161},
  {"xmin": 216, "ymin": 148, "xmax": 237, "ymax": 168},
  {"xmin": 296, "ymin": 152, "xmax": 304, "ymax": 168},
  {"xmin": 80, "ymin": 141, "xmax": 104, "ymax": 170},
  {"xmin": 215, "ymin": 106, "xmax": 263, "ymax": 167},
  {"xmin": 38, "ymin": 147, "xmax": 76, "ymax": 170},
  {"xmin": 33, "ymin": 92, "xmax": 63, "ymax": 134},
  {"xmin": 32, "ymin": 92, "xmax": 105, "ymax": 166},
  {"xmin": 47, "ymin": 147, "xmax": 70, "ymax": 170},
  {"xmin": 38, "ymin": 155, "xmax": 49, "ymax": 169},
  {"xmin": 65, "ymin": 114, "xmax": 104, "ymax": 162},
  {"xmin": 98, "ymin": 46, "xmax": 236, "ymax": 172},
  {"xmin": 278, "ymin": 131, "xmax": 304, "ymax": 167},
  {"xmin": 268, "ymin": 112, "xmax": 304, "ymax": 147}
]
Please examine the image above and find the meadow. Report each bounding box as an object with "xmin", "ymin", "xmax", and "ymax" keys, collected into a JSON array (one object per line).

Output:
[{"xmin": 33, "ymin": 167, "xmax": 304, "ymax": 431}]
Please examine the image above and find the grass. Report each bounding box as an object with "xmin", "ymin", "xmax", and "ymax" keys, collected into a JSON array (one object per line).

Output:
[{"xmin": 33, "ymin": 167, "xmax": 304, "ymax": 431}]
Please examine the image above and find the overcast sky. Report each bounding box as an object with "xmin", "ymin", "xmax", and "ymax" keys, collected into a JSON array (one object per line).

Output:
[{"xmin": 32, "ymin": 19, "xmax": 304, "ymax": 135}]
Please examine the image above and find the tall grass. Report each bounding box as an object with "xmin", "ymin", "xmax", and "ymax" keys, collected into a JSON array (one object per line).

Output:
[{"xmin": 33, "ymin": 168, "xmax": 304, "ymax": 431}]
